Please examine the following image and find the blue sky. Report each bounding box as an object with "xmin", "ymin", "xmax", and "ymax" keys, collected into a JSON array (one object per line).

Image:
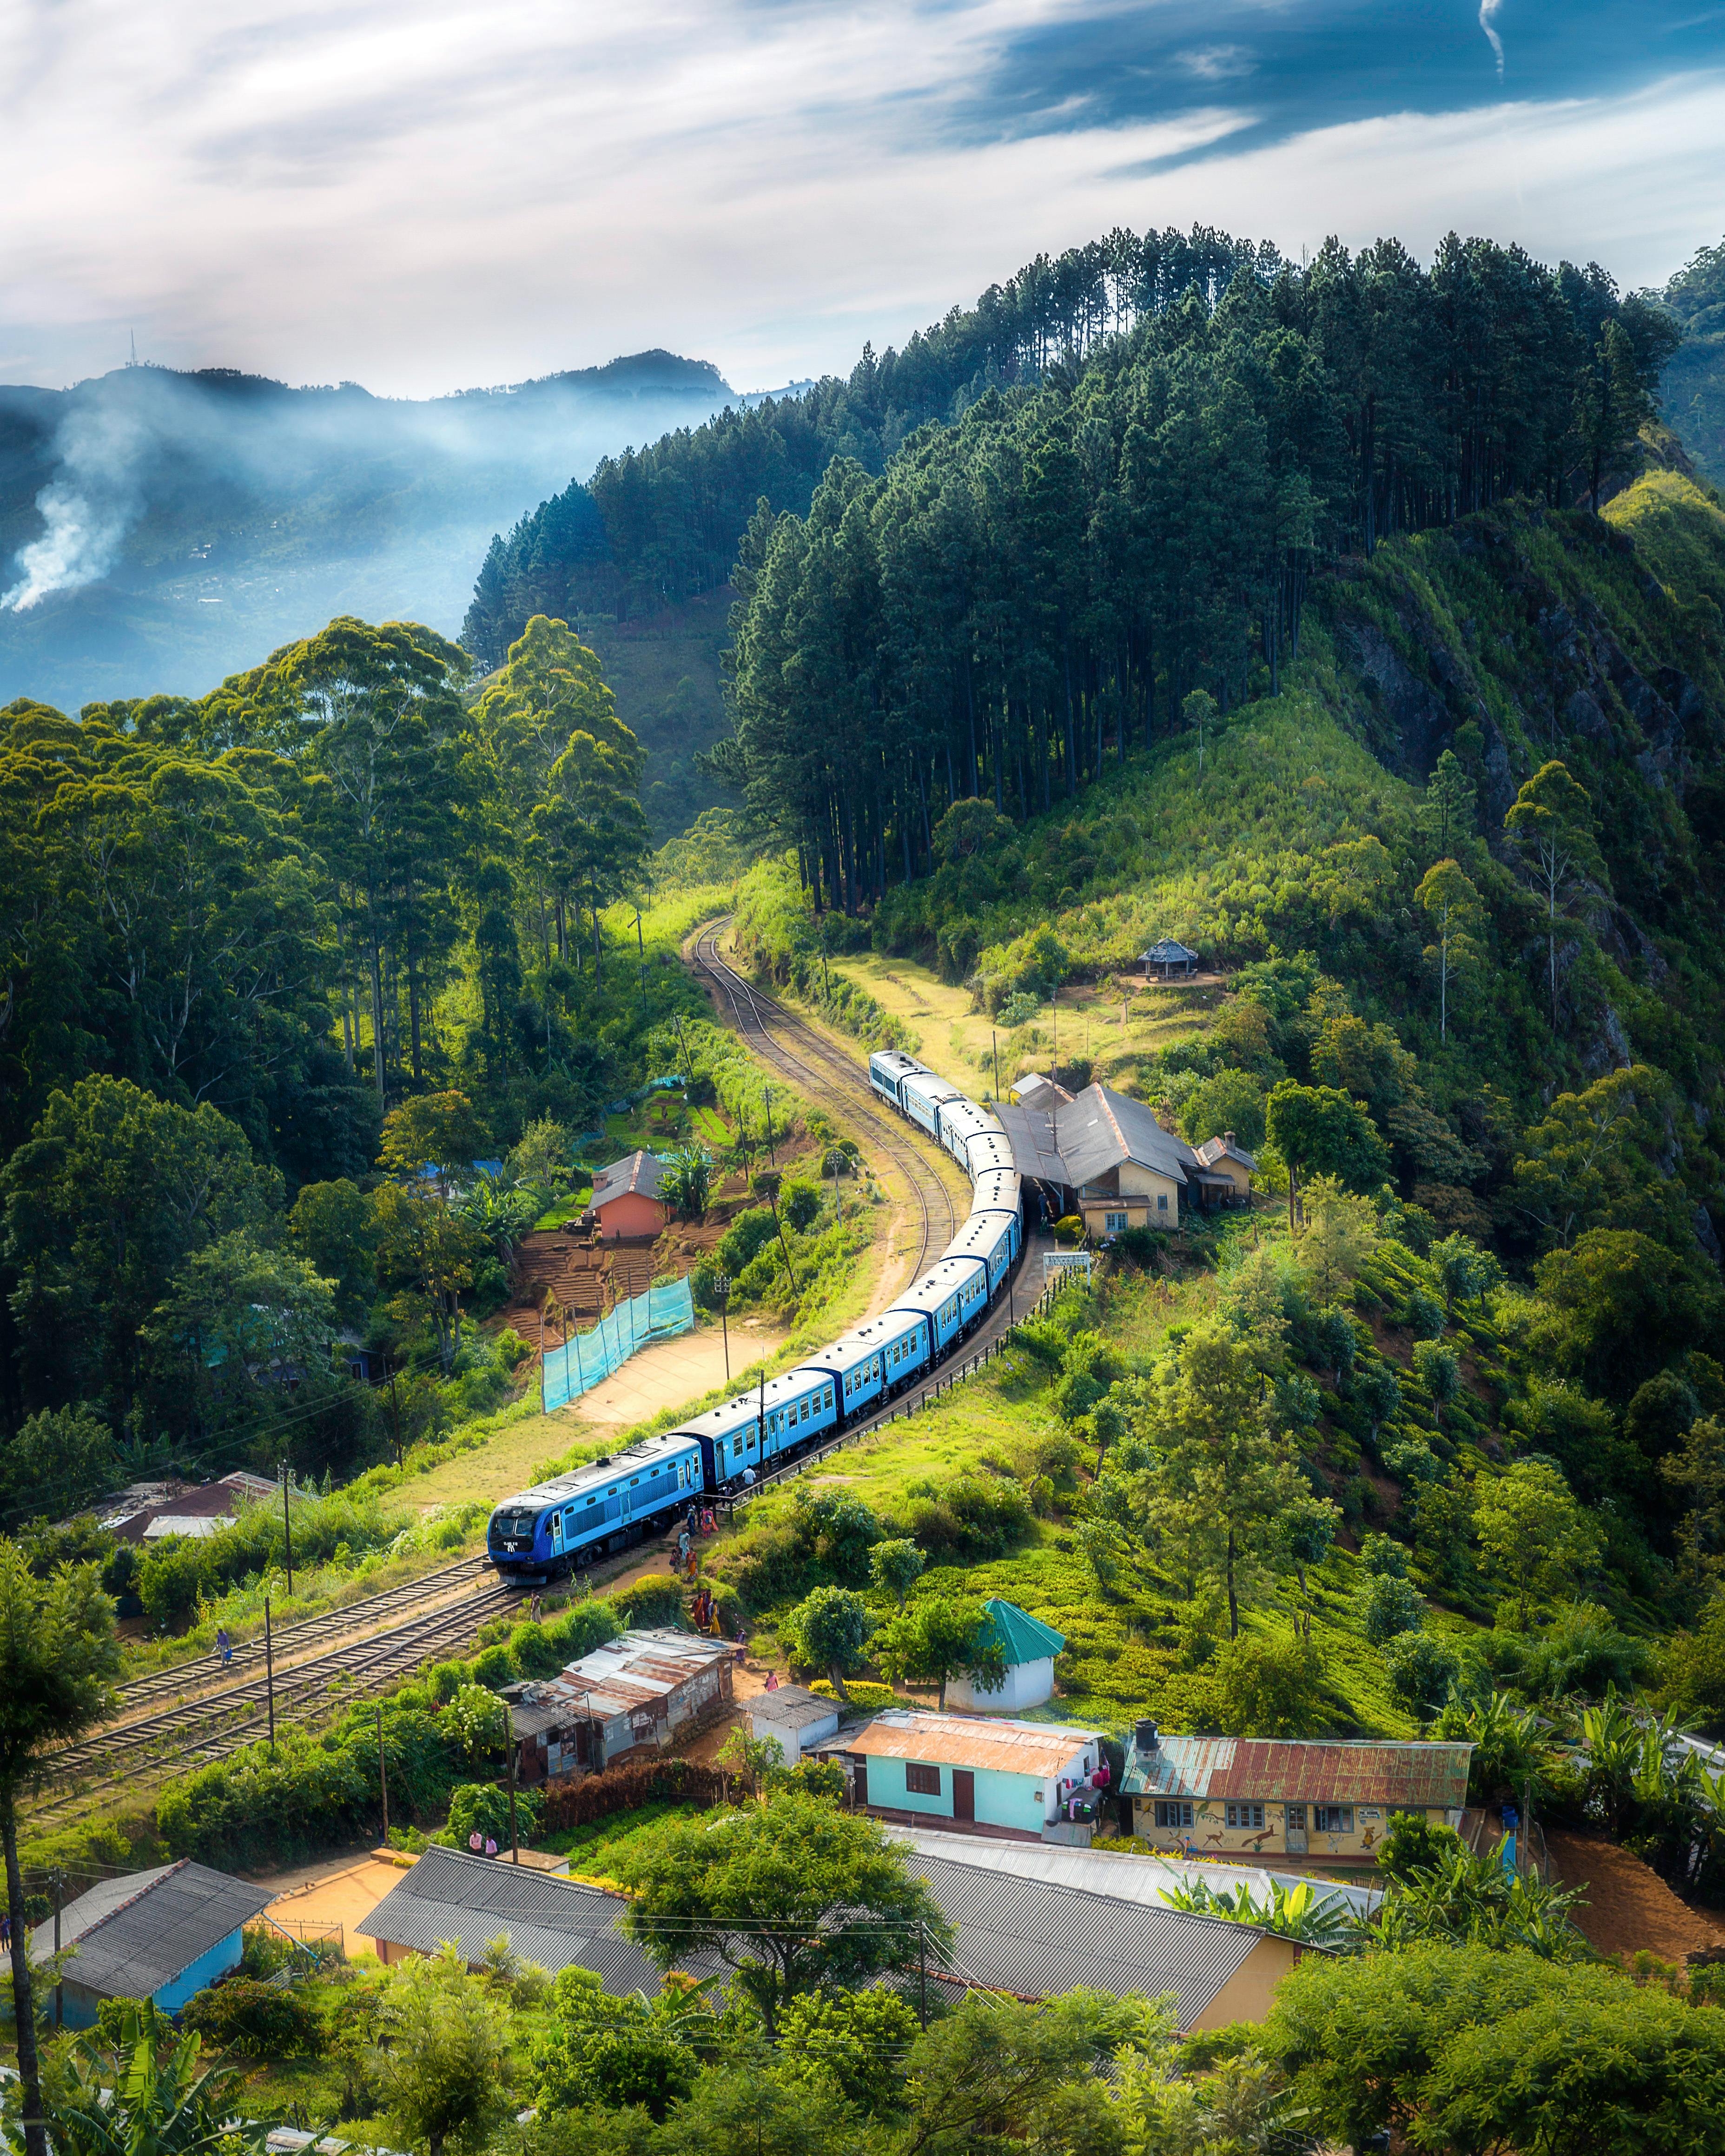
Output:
[{"xmin": 0, "ymin": 0, "xmax": 1721, "ymax": 398}]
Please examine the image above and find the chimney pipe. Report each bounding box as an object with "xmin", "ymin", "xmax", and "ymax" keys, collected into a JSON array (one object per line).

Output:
[{"xmin": 1135, "ymin": 1717, "xmax": 1159, "ymax": 1755}]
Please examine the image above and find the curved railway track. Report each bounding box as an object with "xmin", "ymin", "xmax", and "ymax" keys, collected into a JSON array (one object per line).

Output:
[
  {"xmin": 693, "ymin": 927, "xmax": 960, "ymax": 1282},
  {"xmin": 31, "ymin": 1571, "xmax": 520, "ymax": 1818}
]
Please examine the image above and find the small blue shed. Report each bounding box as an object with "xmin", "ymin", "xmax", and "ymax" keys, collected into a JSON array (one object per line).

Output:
[{"xmin": 31, "ymin": 1859, "xmax": 274, "ymax": 2028}]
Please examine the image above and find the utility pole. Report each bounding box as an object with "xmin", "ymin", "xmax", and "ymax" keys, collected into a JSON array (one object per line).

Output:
[
  {"xmin": 378, "ymin": 1703, "xmax": 390, "ymax": 1845},
  {"xmin": 279, "ymin": 1462, "xmax": 294, "ymax": 1597},
  {"xmin": 264, "ymin": 1596, "xmax": 276, "ymax": 1752},
  {"xmin": 50, "ymin": 1868, "xmax": 65, "ymax": 2028},
  {"xmin": 992, "ymin": 1029, "xmax": 999, "ymax": 1101},
  {"xmin": 714, "ymin": 1273, "xmax": 731, "ymax": 1384},
  {"xmin": 634, "ymin": 905, "xmax": 647, "ymax": 1007},
  {"xmin": 918, "ymin": 1917, "xmax": 927, "ymax": 2029},
  {"xmin": 507, "ymin": 1732, "xmax": 521, "ymax": 1863},
  {"xmin": 763, "ymin": 1084, "xmax": 776, "ymax": 1164},
  {"xmin": 387, "ymin": 1368, "xmax": 403, "ymax": 1465}
]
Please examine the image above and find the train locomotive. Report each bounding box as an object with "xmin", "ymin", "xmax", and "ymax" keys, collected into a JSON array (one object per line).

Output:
[{"xmin": 487, "ymin": 1053, "xmax": 1024, "ymax": 1578}]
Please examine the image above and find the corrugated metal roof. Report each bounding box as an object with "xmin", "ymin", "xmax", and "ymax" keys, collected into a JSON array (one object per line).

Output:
[
  {"xmin": 1121, "ymin": 1736, "xmax": 1472, "ymax": 1808},
  {"xmin": 978, "ymin": 1600, "xmax": 1065, "ymax": 1667},
  {"xmin": 542, "ymin": 1629, "xmax": 731, "ymax": 1723},
  {"xmin": 906, "ymin": 1849, "xmax": 1263, "ymax": 2023},
  {"xmin": 356, "ymin": 1846, "xmax": 695, "ymax": 1995},
  {"xmin": 886, "ymin": 1826, "xmax": 1380, "ymax": 1919},
  {"xmin": 33, "ymin": 1860, "xmax": 272, "ymax": 1998},
  {"xmin": 847, "ymin": 1712, "xmax": 1100, "ymax": 1778},
  {"xmin": 1195, "ymin": 1135, "xmax": 1257, "ymax": 1171}
]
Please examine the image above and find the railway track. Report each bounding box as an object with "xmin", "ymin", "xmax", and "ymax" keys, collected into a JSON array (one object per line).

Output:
[
  {"xmin": 112, "ymin": 1555, "xmax": 493, "ymax": 1714},
  {"xmin": 30, "ymin": 1572, "xmax": 520, "ymax": 1818},
  {"xmin": 693, "ymin": 928, "xmax": 960, "ymax": 1280}
]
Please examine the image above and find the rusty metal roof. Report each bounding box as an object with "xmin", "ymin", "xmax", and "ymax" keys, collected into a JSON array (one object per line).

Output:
[
  {"xmin": 1121, "ymin": 1736, "xmax": 1471, "ymax": 1809},
  {"xmin": 543, "ymin": 1629, "xmax": 732, "ymax": 1722},
  {"xmin": 846, "ymin": 1712, "xmax": 1101, "ymax": 1779}
]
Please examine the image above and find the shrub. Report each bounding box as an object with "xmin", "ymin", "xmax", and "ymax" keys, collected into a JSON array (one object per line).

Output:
[
  {"xmin": 780, "ymin": 1179, "xmax": 822, "ymax": 1232},
  {"xmin": 537, "ymin": 1758, "xmax": 726, "ymax": 1834},
  {"xmin": 718, "ymin": 1207, "xmax": 776, "ymax": 1276},
  {"xmin": 447, "ymin": 1682, "xmax": 508, "ymax": 1762},
  {"xmin": 1361, "ymin": 1572, "xmax": 1425, "ymax": 1644},
  {"xmin": 608, "ymin": 1576, "xmax": 688, "ymax": 1629},
  {"xmin": 182, "ymin": 1977, "xmax": 324, "ymax": 2059},
  {"xmin": 439, "ymin": 1781, "xmax": 543, "ymax": 1852},
  {"xmin": 1383, "ymin": 1630, "xmax": 1465, "ymax": 1719},
  {"xmin": 138, "ymin": 1536, "xmax": 211, "ymax": 1629},
  {"xmin": 902, "ymin": 1473, "xmax": 1032, "ymax": 1559}
]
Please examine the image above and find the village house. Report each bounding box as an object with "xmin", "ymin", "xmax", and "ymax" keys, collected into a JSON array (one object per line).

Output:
[
  {"xmin": 1119, "ymin": 1724, "xmax": 1473, "ymax": 1867},
  {"xmin": 747, "ymin": 1682, "xmax": 842, "ymax": 1755},
  {"xmin": 1191, "ymin": 1131, "xmax": 1256, "ymax": 1205},
  {"xmin": 504, "ymin": 1628, "xmax": 734, "ymax": 1784},
  {"xmin": 998, "ymin": 1080, "xmax": 1236, "ymax": 1236},
  {"xmin": 945, "ymin": 1598, "xmax": 1065, "ymax": 1712},
  {"xmin": 840, "ymin": 1711, "xmax": 1105, "ymax": 1840},
  {"xmin": 90, "ymin": 1470, "xmax": 284, "ymax": 1543},
  {"xmin": 585, "ymin": 1151, "xmax": 668, "ymax": 1240},
  {"xmin": 30, "ymin": 1860, "xmax": 273, "ymax": 2028}
]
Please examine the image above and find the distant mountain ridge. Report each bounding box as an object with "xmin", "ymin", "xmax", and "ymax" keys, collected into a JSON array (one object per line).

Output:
[{"xmin": 0, "ymin": 349, "xmax": 735, "ymax": 709}]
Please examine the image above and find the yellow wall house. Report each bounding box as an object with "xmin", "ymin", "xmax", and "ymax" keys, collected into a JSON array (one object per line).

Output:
[
  {"xmin": 1119, "ymin": 1724, "xmax": 1472, "ymax": 1868},
  {"xmin": 997, "ymin": 1081, "xmax": 1237, "ymax": 1234}
]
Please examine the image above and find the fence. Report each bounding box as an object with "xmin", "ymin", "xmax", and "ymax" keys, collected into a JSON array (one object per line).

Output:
[{"xmin": 542, "ymin": 1276, "xmax": 695, "ymax": 1412}]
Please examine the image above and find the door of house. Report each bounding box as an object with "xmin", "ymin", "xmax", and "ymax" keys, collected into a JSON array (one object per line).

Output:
[
  {"xmin": 853, "ymin": 1759, "xmax": 868, "ymax": 1808},
  {"xmin": 952, "ymin": 1770, "xmax": 975, "ymax": 1822},
  {"xmin": 1284, "ymin": 1804, "xmax": 1307, "ymax": 1854}
]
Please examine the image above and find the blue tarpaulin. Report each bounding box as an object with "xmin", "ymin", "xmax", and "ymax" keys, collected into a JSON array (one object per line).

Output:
[{"xmin": 542, "ymin": 1277, "xmax": 695, "ymax": 1412}]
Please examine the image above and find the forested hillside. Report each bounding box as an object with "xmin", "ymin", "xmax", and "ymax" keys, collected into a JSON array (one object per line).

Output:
[
  {"xmin": 0, "ymin": 613, "xmax": 698, "ymax": 1513},
  {"xmin": 1659, "ymin": 237, "xmax": 1725, "ymax": 483}
]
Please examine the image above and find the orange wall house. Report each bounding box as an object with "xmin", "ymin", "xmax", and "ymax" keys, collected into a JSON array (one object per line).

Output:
[{"xmin": 588, "ymin": 1152, "xmax": 668, "ymax": 1240}]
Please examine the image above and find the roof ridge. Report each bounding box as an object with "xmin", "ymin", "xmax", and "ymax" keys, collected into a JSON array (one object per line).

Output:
[{"xmin": 74, "ymin": 1858, "xmax": 188, "ymax": 1945}]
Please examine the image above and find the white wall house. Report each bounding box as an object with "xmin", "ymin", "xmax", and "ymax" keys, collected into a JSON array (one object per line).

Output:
[{"xmin": 946, "ymin": 1598, "xmax": 1065, "ymax": 1712}]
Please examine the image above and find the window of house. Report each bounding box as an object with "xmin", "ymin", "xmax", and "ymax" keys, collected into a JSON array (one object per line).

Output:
[
  {"xmin": 1315, "ymin": 1806, "xmax": 1354, "ymax": 1835},
  {"xmin": 1285, "ymin": 1805, "xmax": 1307, "ymax": 1830},
  {"xmin": 1154, "ymin": 1800, "xmax": 1194, "ymax": 1829},
  {"xmin": 1157, "ymin": 1194, "xmax": 1169, "ymax": 1211},
  {"xmin": 1225, "ymin": 1802, "xmax": 1265, "ymax": 1830},
  {"xmin": 906, "ymin": 1763, "xmax": 941, "ymax": 1796},
  {"xmin": 1104, "ymin": 1212, "xmax": 1127, "ymax": 1234}
]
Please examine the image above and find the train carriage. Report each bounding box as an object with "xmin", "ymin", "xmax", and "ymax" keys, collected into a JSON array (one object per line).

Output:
[
  {"xmin": 887, "ymin": 1254, "xmax": 989, "ymax": 1354},
  {"xmin": 941, "ymin": 1207, "xmax": 1020, "ymax": 1295},
  {"xmin": 799, "ymin": 1308, "xmax": 932, "ymax": 1419},
  {"xmin": 965, "ymin": 1129, "xmax": 1017, "ymax": 1179},
  {"xmin": 487, "ymin": 1431, "xmax": 705, "ymax": 1581},
  {"xmin": 869, "ymin": 1049, "xmax": 927, "ymax": 1109},
  {"xmin": 971, "ymin": 1166, "xmax": 1024, "ymax": 1220},
  {"xmin": 899, "ymin": 1069, "xmax": 964, "ymax": 1137},
  {"xmin": 937, "ymin": 1098, "xmax": 1001, "ymax": 1173}
]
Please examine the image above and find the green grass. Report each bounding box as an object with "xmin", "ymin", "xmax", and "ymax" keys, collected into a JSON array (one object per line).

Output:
[{"xmin": 538, "ymin": 1797, "xmax": 701, "ymax": 1873}]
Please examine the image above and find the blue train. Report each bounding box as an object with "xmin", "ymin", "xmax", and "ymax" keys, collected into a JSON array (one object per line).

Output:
[{"xmin": 488, "ymin": 1053, "xmax": 1028, "ymax": 1577}]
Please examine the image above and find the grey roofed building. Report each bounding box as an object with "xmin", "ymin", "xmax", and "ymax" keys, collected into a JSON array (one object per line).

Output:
[
  {"xmin": 1009, "ymin": 1071, "xmax": 1073, "ymax": 1115},
  {"xmin": 1140, "ymin": 936, "xmax": 1201, "ymax": 977},
  {"xmin": 1194, "ymin": 1134, "xmax": 1257, "ymax": 1173},
  {"xmin": 889, "ymin": 1830, "xmax": 1328, "ymax": 2025},
  {"xmin": 997, "ymin": 1082, "xmax": 1205, "ymax": 1225},
  {"xmin": 31, "ymin": 1860, "xmax": 273, "ymax": 2024},
  {"xmin": 356, "ymin": 1845, "xmax": 707, "ymax": 1995}
]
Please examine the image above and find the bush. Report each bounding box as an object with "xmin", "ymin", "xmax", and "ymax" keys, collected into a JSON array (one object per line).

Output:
[
  {"xmin": 901, "ymin": 1473, "xmax": 1033, "ymax": 1559},
  {"xmin": 182, "ymin": 1977, "xmax": 324, "ymax": 2059},
  {"xmin": 1383, "ymin": 1631, "xmax": 1465, "ymax": 1719},
  {"xmin": 780, "ymin": 1179, "xmax": 822, "ymax": 1232},
  {"xmin": 609, "ymin": 1576, "xmax": 690, "ymax": 1630},
  {"xmin": 1361, "ymin": 1572, "xmax": 1425, "ymax": 1644},
  {"xmin": 439, "ymin": 1781, "xmax": 543, "ymax": 1852},
  {"xmin": 138, "ymin": 1536, "xmax": 212, "ymax": 1629},
  {"xmin": 718, "ymin": 1207, "xmax": 777, "ymax": 1276},
  {"xmin": 537, "ymin": 1758, "xmax": 726, "ymax": 1834}
]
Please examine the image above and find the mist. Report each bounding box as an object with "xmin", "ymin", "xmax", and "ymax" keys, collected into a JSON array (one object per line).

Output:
[{"xmin": 0, "ymin": 352, "xmax": 737, "ymax": 710}]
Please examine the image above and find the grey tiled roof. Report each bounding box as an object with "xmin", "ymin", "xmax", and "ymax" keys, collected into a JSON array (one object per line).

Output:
[
  {"xmin": 356, "ymin": 1846, "xmax": 695, "ymax": 1995},
  {"xmin": 998, "ymin": 1086, "xmax": 1198, "ymax": 1193},
  {"xmin": 590, "ymin": 1151, "xmax": 666, "ymax": 1207},
  {"xmin": 32, "ymin": 1861, "xmax": 272, "ymax": 1998}
]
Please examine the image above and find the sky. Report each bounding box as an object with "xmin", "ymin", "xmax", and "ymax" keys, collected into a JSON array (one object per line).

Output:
[{"xmin": 1, "ymin": 0, "xmax": 1723, "ymax": 399}]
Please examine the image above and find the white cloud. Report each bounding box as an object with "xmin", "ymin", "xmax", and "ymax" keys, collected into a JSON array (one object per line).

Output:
[
  {"xmin": 1177, "ymin": 44, "xmax": 1258, "ymax": 80},
  {"xmin": 0, "ymin": 1, "xmax": 1718, "ymax": 396}
]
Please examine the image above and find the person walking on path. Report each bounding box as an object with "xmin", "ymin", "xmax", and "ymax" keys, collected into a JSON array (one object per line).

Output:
[{"xmin": 217, "ymin": 1626, "xmax": 232, "ymax": 1668}]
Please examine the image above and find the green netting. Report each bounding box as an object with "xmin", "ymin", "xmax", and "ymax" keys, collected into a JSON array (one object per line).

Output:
[{"xmin": 542, "ymin": 1276, "xmax": 695, "ymax": 1411}]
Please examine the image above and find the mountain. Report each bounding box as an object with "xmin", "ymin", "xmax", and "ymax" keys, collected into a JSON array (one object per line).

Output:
[{"xmin": 0, "ymin": 351, "xmax": 734, "ymax": 710}]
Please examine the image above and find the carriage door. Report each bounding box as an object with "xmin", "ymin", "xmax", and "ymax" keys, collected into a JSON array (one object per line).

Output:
[
  {"xmin": 1284, "ymin": 1804, "xmax": 1307, "ymax": 1854},
  {"xmin": 550, "ymin": 1511, "xmax": 564, "ymax": 1557}
]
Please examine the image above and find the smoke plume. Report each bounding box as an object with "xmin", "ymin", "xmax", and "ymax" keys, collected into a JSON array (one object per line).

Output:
[{"xmin": 1, "ymin": 401, "xmax": 148, "ymax": 612}]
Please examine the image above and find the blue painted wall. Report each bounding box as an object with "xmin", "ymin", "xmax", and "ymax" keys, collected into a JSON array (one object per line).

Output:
[
  {"xmin": 52, "ymin": 1925, "xmax": 246, "ymax": 2029},
  {"xmin": 867, "ymin": 1744, "xmax": 1096, "ymax": 1834}
]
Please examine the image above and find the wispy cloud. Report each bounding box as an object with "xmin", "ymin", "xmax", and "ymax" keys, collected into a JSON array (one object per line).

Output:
[
  {"xmin": 1481, "ymin": 0, "xmax": 1507, "ymax": 79},
  {"xmin": 0, "ymin": 1, "xmax": 1719, "ymax": 396}
]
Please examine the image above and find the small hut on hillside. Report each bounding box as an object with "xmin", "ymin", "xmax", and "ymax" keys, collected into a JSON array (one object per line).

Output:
[{"xmin": 1140, "ymin": 936, "xmax": 1200, "ymax": 980}]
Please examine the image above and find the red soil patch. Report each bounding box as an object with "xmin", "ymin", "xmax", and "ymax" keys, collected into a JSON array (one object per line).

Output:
[{"xmin": 1545, "ymin": 1829, "xmax": 1725, "ymax": 1963}]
